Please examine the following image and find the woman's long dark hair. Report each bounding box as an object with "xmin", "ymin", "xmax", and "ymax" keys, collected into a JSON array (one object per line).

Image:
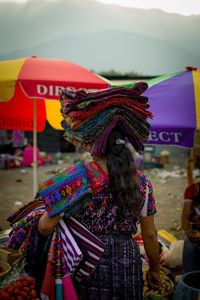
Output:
[{"xmin": 106, "ymin": 126, "xmax": 143, "ymax": 221}]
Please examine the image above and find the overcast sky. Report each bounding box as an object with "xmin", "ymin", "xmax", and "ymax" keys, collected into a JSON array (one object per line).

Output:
[
  {"xmin": 97, "ymin": 0, "xmax": 200, "ymax": 16},
  {"xmin": 0, "ymin": 0, "xmax": 199, "ymax": 75},
  {"xmin": 0, "ymin": 0, "xmax": 200, "ymax": 16}
]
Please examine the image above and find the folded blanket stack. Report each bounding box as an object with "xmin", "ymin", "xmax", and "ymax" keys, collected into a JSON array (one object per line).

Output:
[{"xmin": 60, "ymin": 82, "xmax": 153, "ymax": 155}]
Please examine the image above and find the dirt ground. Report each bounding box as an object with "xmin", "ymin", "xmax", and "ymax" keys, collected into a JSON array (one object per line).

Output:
[{"xmin": 0, "ymin": 152, "xmax": 199, "ymax": 241}]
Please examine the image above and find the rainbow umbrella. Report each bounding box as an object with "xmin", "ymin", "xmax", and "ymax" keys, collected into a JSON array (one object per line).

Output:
[
  {"xmin": 113, "ymin": 67, "xmax": 200, "ymax": 148},
  {"xmin": 0, "ymin": 57, "xmax": 110, "ymax": 193}
]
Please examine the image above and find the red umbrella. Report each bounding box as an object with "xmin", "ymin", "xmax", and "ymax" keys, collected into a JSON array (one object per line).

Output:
[
  {"xmin": 0, "ymin": 56, "xmax": 110, "ymax": 131},
  {"xmin": 0, "ymin": 57, "xmax": 110, "ymax": 193}
]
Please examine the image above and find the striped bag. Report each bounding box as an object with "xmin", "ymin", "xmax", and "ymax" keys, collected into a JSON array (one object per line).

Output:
[
  {"xmin": 65, "ymin": 217, "xmax": 106, "ymax": 281},
  {"xmin": 59, "ymin": 217, "xmax": 105, "ymax": 281},
  {"xmin": 59, "ymin": 219, "xmax": 83, "ymax": 275}
]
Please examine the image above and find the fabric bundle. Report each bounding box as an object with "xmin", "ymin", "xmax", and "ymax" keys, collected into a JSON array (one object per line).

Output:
[
  {"xmin": 38, "ymin": 162, "xmax": 92, "ymax": 218},
  {"xmin": 6, "ymin": 204, "xmax": 105, "ymax": 300},
  {"xmin": 5, "ymin": 162, "xmax": 107, "ymax": 299},
  {"xmin": 60, "ymin": 82, "xmax": 153, "ymax": 155}
]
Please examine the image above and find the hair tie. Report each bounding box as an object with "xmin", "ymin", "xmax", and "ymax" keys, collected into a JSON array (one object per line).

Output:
[{"xmin": 116, "ymin": 139, "xmax": 126, "ymax": 145}]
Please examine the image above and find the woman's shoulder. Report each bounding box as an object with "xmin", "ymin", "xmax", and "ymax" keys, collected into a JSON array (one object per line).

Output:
[
  {"xmin": 137, "ymin": 170, "xmax": 151, "ymax": 185},
  {"xmin": 84, "ymin": 161, "xmax": 109, "ymax": 194}
]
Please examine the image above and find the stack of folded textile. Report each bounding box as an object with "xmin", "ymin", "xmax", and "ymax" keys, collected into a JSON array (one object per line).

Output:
[{"xmin": 60, "ymin": 82, "xmax": 153, "ymax": 155}]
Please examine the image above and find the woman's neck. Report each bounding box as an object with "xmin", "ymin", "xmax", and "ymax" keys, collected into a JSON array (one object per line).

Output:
[
  {"xmin": 92, "ymin": 155, "xmax": 108, "ymax": 175},
  {"xmin": 92, "ymin": 155, "xmax": 107, "ymax": 162}
]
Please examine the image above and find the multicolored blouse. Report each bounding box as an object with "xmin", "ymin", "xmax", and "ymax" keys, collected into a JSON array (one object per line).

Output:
[
  {"xmin": 71, "ymin": 161, "xmax": 156, "ymax": 235},
  {"xmin": 37, "ymin": 160, "xmax": 156, "ymax": 235}
]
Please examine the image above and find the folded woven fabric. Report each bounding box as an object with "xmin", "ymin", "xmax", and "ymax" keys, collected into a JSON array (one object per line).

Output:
[
  {"xmin": 62, "ymin": 97, "xmax": 151, "ymax": 130},
  {"xmin": 7, "ymin": 196, "xmax": 45, "ymax": 225},
  {"xmin": 61, "ymin": 82, "xmax": 149, "ymax": 113},
  {"xmin": 60, "ymin": 82, "xmax": 153, "ymax": 155},
  {"xmin": 7, "ymin": 215, "xmax": 105, "ymax": 285},
  {"xmin": 59, "ymin": 219, "xmax": 83, "ymax": 276},
  {"xmin": 6, "ymin": 162, "xmax": 107, "ymax": 284},
  {"xmin": 62, "ymin": 109, "xmax": 150, "ymax": 142},
  {"xmin": 65, "ymin": 217, "xmax": 106, "ymax": 281},
  {"xmin": 61, "ymin": 109, "xmax": 151, "ymax": 154},
  {"xmin": 38, "ymin": 162, "xmax": 92, "ymax": 218}
]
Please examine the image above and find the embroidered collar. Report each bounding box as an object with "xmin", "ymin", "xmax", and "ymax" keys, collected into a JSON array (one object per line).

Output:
[{"xmin": 84, "ymin": 161, "xmax": 109, "ymax": 195}]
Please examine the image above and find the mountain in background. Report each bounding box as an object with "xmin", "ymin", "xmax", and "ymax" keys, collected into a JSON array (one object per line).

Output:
[
  {"xmin": 1, "ymin": 30, "xmax": 199, "ymax": 76},
  {"xmin": 0, "ymin": 0, "xmax": 200, "ymax": 75}
]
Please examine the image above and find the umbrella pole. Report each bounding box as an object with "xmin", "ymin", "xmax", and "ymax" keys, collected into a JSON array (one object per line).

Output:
[{"xmin": 33, "ymin": 98, "xmax": 38, "ymax": 196}]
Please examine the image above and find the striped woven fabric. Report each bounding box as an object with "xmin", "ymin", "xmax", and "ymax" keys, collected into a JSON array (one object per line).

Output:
[
  {"xmin": 60, "ymin": 82, "xmax": 153, "ymax": 155},
  {"xmin": 65, "ymin": 98, "xmax": 151, "ymax": 130},
  {"xmin": 7, "ymin": 211, "xmax": 45, "ymax": 250},
  {"xmin": 65, "ymin": 217, "xmax": 106, "ymax": 281},
  {"xmin": 59, "ymin": 219, "xmax": 83, "ymax": 275},
  {"xmin": 7, "ymin": 211, "xmax": 105, "ymax": 282},
  {"xmin": 61, "ymin": 82, "xmax": 149, "ymax": 113},
  {"xmin": 7, "ymin": 196, "xmax": 45, "ymax": 225}
]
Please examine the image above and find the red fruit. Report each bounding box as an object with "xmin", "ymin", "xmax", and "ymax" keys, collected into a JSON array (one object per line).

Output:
[
  {"xmin": 16, "ymin": 296, "xmax": 23, "ymax": 300},
  {"xmin": 0, "ymin": 292, "xmax": 9, "ymax": 300},
  {"xmin": 26, "ymin": 276, "xmax": 35, "ymax": 284},
  {"xmin": 16, "ymin": 281, "xmax": 23, "ymax": 289},
  {"xmin": 20, "ymin": 290, "xmax": 27, "ymax": 298},
  {"xmin": 22, "ymin": 280, "xmax": 28, "ymax": 286},
  {"xmin": 9, "ymin": 282, "xmax": 15, "ymax": 288},
  {"xmin": 2, "ymin": 285, "xmax": 8, "ymax": 291},
  {"xmin": 14, "ymin": 288, "xmax": 20, "ymax": 295},
  {"xmin": 18, "ymin": 276, "xmax": 25, "ymax": 282},
  {"xmin": 30, "ymin": 289, "xmax": 37, "ymax": 298},
  {"xmin": 23, "ymin": 286, "xmax": 30, "ymax": 292},
  {"xmin": 30, "ymin": 284, "xmax": 35, "ymax": 290},
  {"xmin": 7, "ymin": 287, "xmax": 14, "ymax": 295}
]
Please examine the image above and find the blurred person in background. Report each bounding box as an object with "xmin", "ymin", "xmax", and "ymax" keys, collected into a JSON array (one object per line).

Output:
[
  {"xmin": 22, "ymin": 139, "xmax": 43, "ymax": 167},
  {"xmin": 181, "ymin": 182, "xmax": 200, "ymax": 273}
]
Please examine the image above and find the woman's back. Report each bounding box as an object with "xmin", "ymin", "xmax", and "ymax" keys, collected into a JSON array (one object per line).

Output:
[{"xmin": 71, "ymin": 161, "xmax": 156, "ymax": 237}]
